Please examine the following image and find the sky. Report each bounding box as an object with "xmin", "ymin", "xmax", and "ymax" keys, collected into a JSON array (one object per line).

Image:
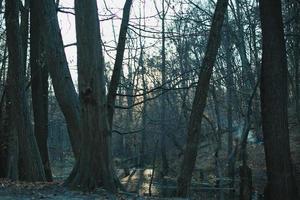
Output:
[{"xmin": 58, "ymin": 0, "xmax": 163, "ymax": 82}]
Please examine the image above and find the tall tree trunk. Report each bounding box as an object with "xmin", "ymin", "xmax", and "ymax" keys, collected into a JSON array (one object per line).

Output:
[
  {"xmin": 141, "ymin": 54, "xmax": 147, "ymax": 168},
  {"xmin": 125, "ymin": 56, "xmax": 135, "ymax": 164},
  {"xmin": 107, "ymin": 0, "xmax": 133, "ymax": 129},
  {"xmin": 5, "ymin": 0, "xmax": 45, "ymax": 181},
  {"xmin": 176, "ymin": 0, "xmax": 228, "ymax": 197},
  {"xmin": 259, "ymin": 0, "xmax": 299, "ymax": 199},
  {"xmin": 224, "ymin": 17, "xmax": 235, "ymax": 198},
  {"xmin": 0, "ymin": 45, "xmax": 7, "ymax": 178},
  {"xmin": 66, "ymin": 0, "xmax": 132, "ymax": 192},
  {"xmin": 292, "ymin": 3, "xmax": 300, "ymax": 123},
  {"xmin": 68, "ymin": 0, "xmax": 117, "ymax": 184},
  {"xmin": 139, "ymin": 0, "xmax": 146, "ymax": 167},
  {"xmin": 30, "ymin": 2, "xmax": 52, "ymax": 181},
  {"xmin": 160, "ymin": 0, "xmax": 169, "ymax": 177},
  {"xmin": 31, "ymin": 0, "xmax": 81, "ymax": 159}
]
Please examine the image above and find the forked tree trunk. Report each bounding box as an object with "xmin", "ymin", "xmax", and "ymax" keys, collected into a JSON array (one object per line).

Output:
[
  {"xmin": 176, "ymin": 0, "xmax": 228, "ymax": 197},
  {"xmin": 259, "ymin": 0, "xmax": 299, "ymax": 199},
  {"xmin": 30, "ymin": 3, "xmax": 52, "ymax": 181},
  {"xmin": 65, "ymin": 0, "xmax": 132, "ymax": 192},
  {"xmin": 31, "ymin": 0, "xmax": 81, "ymax": 159},
  {"xmin": 5, "ymin": 0, "xmax": 45, "ymax": 181},
  {"xmin": 66, "ymin": 0, "xmax": 116, "ymax": 191},
  {"xmin": 107, "ymin": 0, "xmax": 133, "ymax": 129}
]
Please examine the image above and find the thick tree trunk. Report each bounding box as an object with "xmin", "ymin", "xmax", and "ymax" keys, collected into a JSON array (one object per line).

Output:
[
  {"xmin": 30, "ymin": 3, "xmax": 52, "ymax": 181},
  {"xmin": 259, "ymin": 0, "xmax": 299, "ymax": 199},
  {"xmin": 5, "ymin": 0, "xmax": 45, "ymax": 181},
  {"xmin": 239, "ymin": 164, "xmax": 252, "ymax": 200},
  {"xmin": 65, "ymin": 0, "xmax": 133, "ymax": 192},
  {"xmin": 73, "ymin": 0, "xmax": 116, "ymax": 189},
  {"xmin": 31, "ymin": 0, "xmax": 81, "ymax": 159},
  {"xmin": 176, "ymin": 0, "xmax": 228, "ymax": 197},
  {"xmin": 292, "ymin": 4, "xmax": 300, "ymax": 123}
]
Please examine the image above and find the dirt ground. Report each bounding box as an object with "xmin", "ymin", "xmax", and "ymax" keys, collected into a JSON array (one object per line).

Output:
[{"xmin": 0, "ymin": 178, "xmax": 194, "ymax": 200}]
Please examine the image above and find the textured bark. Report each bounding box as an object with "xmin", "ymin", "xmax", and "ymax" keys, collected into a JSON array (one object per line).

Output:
[
  {"xmin": 30, "ymin": 2, "xmax": 52, "ymax": 181},
  {"xmin": 0, "ymin": 46, "xmax": 7, "ymax": 178},
  {"xmin": 291, "ymin": 2, "xmax": 300, "ymax": 123},
  {"xmin": 0, "ymin": 104, "xmax": 6, "ymax": 178},
  {"xmin": 239, "ymin": 164, "xmax": 252, "ymax": 200},
  {"xmin": 68, "ymin": 0, "xmax": 115, "ymax": 191},
  {"xmin": 31, "ymin": 0, "xmax": 81, "ymax": 159},
  {"xmin": 259, "ymin": 0, "xmax": 299, "ymax": 199},
  {"xmin": 176, "ymin": 0, "xmax": 228, "ymax": 197},
  {"xmin": 5, "ymin": 0, "xmax": 45, "ymax": 181},
  {"xmin": 65, "ymin": 0, "xmax": 133, "ymax": 192}
]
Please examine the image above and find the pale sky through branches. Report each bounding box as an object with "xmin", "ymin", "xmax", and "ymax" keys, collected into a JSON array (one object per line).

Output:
[{"xmin": 58, "ymin": 0, "xmax": 163, "ymax": 84}]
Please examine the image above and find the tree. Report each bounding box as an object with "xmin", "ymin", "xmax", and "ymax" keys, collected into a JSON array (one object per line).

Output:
[
  {"xmin": 5, "ymin": 0, "xmax": 45, "ymax": 181},
  {"xmin": 223, "ymin": 16, "xmax": 236, "ymax": 198},
  {"xmin": 176, "ymin": 0, "xmax": 229, "ymax": 197},
  {"xmin": 30, "ymin": 0, "xmax": 52, "ymax": 181},
  {"xmin": 31, "ymin": 0, "xmax": 81, "ymax": 159},
  {"xmin": 65, "ymin": 0, "xmax": 116, "ymax": 191},
  {"xmin": 66, "ymin": 0, "xmax": 133, "ymax": 192},
  {"xmin": 259, "ymin": 0, "xmax": 299, "ymax": 199},
  {"xmin": 159, "ymin": 0, "xmax": 169, "ymax": 177}
]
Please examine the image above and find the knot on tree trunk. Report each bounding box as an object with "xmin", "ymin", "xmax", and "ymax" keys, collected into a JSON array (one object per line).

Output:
[{"xmin": 82, "ymin": 87, "xmax": 96, "ymax": 105}]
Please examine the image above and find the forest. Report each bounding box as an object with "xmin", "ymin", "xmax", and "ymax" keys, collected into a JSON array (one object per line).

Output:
[{"xmin": 0, "ymin": 0, "xmax": 299, "ymax": 199}]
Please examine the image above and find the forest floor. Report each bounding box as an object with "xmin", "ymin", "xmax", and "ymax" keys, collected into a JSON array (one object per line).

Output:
[
  {"xmin": 0, "ymin": 144, "xmax": 267, "ymax": 200},
  {"xmin": 0, "ymin": 178, "xmax": 191, "ymax": 200},
  {"xmin": 0, "ymin": 168, "xmax": 224, "ymax": 200}
]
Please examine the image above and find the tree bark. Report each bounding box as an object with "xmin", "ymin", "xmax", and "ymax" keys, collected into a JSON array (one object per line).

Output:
[
  {"xmin": 5, "ymin": 0, "xmax": 45, "ymax": 181},
  {"xmin": 239, "ymin": 164, "xmax": 252, "ymax": 200},
  {"xmin": 259, "ymin": 0, "xmax": 299, "ymax": 199},
  {"xmin": 107, "ymin": 0, "xmax": 133, "ymax": 129},
  {"xmin": 0, "ymin": 46, "xmax": 7, "ymax": 178},
  {"xmin": 31, "ymin": 0, "xmax": 81, "ymax": 159},
  {"xmin": 176, "ymin": 0, "xmax": 228, "ymax": 197},
  {"xmin": 67, "ymin": 0, "xmax": 116, "ymax": 191},
  {"xmin": 30, "ymin": 2, "xmax": 52, "ymax": 181}
]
